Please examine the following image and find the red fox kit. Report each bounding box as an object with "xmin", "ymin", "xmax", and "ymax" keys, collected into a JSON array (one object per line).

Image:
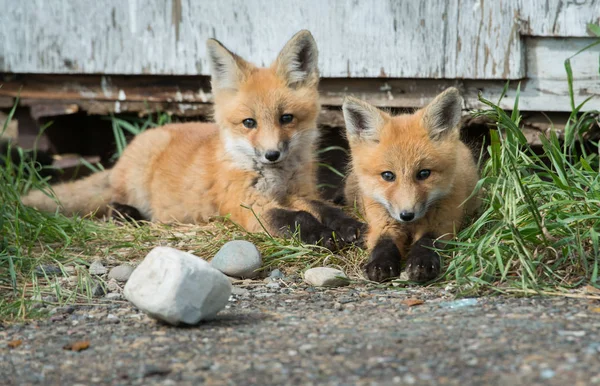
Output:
[
  {"xmin": 23, "ymin": 30, "xmax": 363, "ymax": 248},
  {"xmin": 342, "ymin": 88, "xmax": 480, "ymax": 282}
]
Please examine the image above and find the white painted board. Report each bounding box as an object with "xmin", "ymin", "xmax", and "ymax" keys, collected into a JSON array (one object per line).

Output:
[{"xmin": 0, "ymin": 0, "xmax": 526, "ymax": 79}]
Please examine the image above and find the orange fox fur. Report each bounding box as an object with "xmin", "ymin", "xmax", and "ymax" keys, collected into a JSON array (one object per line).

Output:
[
  {"xmin": 342, "ymin": 88, "xmax": 480, "ymax": 282},
  {"xmin": 22, "ymin": 30, "xmax": 363, "ymax": 247}
]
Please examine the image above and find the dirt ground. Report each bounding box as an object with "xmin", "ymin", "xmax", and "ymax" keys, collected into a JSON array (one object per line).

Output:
[{"xmin": 2, "ymin": 277, "xmax": 600, "ymax": 386}]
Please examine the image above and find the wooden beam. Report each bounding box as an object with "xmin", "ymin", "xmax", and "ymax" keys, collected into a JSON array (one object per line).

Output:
[{"xmin": 1, "ymin": 73, "xmax": 598, "ymax": 113}]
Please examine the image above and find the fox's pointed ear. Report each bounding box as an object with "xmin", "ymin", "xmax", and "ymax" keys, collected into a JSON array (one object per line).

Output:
[
  {"xmin": 206, "ymin": 39, "xmax": 250, "ymax": 91},
  {"xmin": 342, "ymin": 97, "xmax": 385, "ymax": 142},
  {"xmin": 422, "ymin": 87, "xmax": 463, "ymax": 140},
  {"xmin": 274, "ymin": 30, "xmax": 319, "ymax": 88}
]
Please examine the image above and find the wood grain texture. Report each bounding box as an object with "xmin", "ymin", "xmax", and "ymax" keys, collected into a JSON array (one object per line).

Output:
[
  {"xmin": 519, "ymin": 0, "xmax": 600, "ymax": 37},
  {"xmin": 0, "ymin": 0, "xmax": 525, "ymax": 79}
]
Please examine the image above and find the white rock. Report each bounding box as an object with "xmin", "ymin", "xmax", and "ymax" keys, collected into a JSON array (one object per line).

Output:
[
  {"xmin": 89, "ymin": 260, "xmax": 107, "ymax": 275},
  {"xmin": 304, "ymin": 267, "xmax": 349, "ymax": 287},
  {"xmin": 210, "ymin": 240, "xmax": 262, "ymax": 278},
  {"xmin": 108, "ymin": 264, "xmax": 135, "ymax": 282},
  {"xmin": 124, "ymin": 247, "xmax": 232, "ymax": 325}
]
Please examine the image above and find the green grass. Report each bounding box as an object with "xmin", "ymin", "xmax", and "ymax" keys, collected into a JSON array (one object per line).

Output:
[
  {"xmin": 440, "ymin": 84, "xmax": 599, "ymax": 295},
  {"xmin": 1, "ymin": 26, "xmax": 599, "ymax": 321},
  {"xmin": 440, "ymin": 26, "xmax": 600, "ymax": 294}
]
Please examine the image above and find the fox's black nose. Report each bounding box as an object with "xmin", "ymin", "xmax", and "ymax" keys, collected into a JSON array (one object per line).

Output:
[
  {"xmin": 400, "ymin": 212, "xmax": 415, "ymax": 222},
  {"xmin": 265, "ymin": 150, "xmax": 281, "ymax": 162}
]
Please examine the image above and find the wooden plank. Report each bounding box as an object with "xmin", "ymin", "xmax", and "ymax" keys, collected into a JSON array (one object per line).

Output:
[
  {"xmin": 519, "ymin": 0, "xmax": 600, "ymax": 37},
  {"xmin": 1, "ymin": 72, "xmax": 598, "ymax": 113},
  {"xmin": 0, "ymin": 0, "xmax": 525, "ymax": 79}
]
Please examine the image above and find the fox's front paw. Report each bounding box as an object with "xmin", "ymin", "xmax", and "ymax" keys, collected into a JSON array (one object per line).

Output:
[
  {"xmin": 405, "ymin": 241, "xmax": 441, "ymax": 283},
  {"xmin": 300, "ymin": 226, "xmax": 337, "ymax": 250},
  {"xmin": 362, "ymin": 238, "xmax": 401, "ymax": 282},
  {"xmin": 329, "ymin": 217, "xmax": 367, "ymax": 246}
]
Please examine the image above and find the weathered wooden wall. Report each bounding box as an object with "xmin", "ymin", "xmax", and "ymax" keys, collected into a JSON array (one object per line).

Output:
[
  {"xmin": 0, "ymin": 0, "xmax": 528, "ymax": 79},
  {"xmin": 1, "ymin": 0, "xmax": 599, "ymax": 113}
]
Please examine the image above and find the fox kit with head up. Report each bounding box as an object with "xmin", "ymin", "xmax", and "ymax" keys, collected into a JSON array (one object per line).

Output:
[
  {"xmin": 343, "ymin": 87, "xmax": 480, "ymax": 282},
  {"xmin": 23, "ymin": 30, "xmax": 363, "ymax": 247}
]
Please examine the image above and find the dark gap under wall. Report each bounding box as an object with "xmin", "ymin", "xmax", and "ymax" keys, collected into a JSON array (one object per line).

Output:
[{"xmin": 4, "ymin": 105, "xmax": 575, "ymax": 201}]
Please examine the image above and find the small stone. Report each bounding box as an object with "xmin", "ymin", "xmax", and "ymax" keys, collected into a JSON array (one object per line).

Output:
[
  {"xmin": 254, "ymin": 293, "xmax": 275, "ymax": 299},
  {"xmin": 333, "ymin": 302, "xmax": 343, "ymax": 311},
  {"xmin": 141, "ymin": 364, "xmax": 171, "ymax": 377},
  {"xmin": 105, "ymin": 292, "xmax": 123, "ymax": 300},
  {"xmin": 89, "ymin": 261, "xmax": 107, "ymax": 275},
  {"xmin": 266, "ymin": 282, "xmax": 280, "ymax": 290},
  {"xmin": 49, "ymin": 306, "xmax": 75, "ymax": 315},
  {"xmin": 35, "ymin": 265, "xmax": 62, "ymax": 277},
  {"xmin": 439, "ymin": 298, "xmax": 478, "ymax": 309},
  {"xmin": 92, "ymin": 283, "xmax": 106, "ymax": 297},
  {"xmin": 231, "ymin": 287, "xmax": 250, "ymax": 297},
  {"xmin": 106, "ymin": 278, "xmax": 120, "ymax": 293},
  {"xmin": 48, "ymin": 307, "xmax": 60, "ymax": 316},
  {"xmin": 124, "ymin": 247, "xmax": 232, "ymax": 325},
  {"xmin": 210, "ymin": 240, "xmax": 262, "ymax": 278},
  {"xmin": 106, "ymin": 314, "xmax": 120, "ymax": 324},
  {"xmin": 304, "ymin": 267, "xmax": 349, "ymax": 287},
  {"xmin": 269, "ymin": 269, "xmax": 285, "ymax": 279},
  {"xmin": 108, "ymin": 264, "xmax": 135, "ymax": 282},
  {"xmin": 540, "ymin": 369, "xmax": 555, "ymax": 379}
]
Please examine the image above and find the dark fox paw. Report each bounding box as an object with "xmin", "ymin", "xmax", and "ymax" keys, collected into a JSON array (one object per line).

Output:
[
  {"xmin": 329, "ymin": 217, "xmax": 367, "ymax": 246},
  {"xmin": 405, "ymin": 243, "xmax": 441, "ymax": 283},
  {"xmin": 110, "ymin": 202, "xmax": 146, "ymax": 222},
  {"xmin": 362, "ymin": 238, "xmax": 402, "ymax": 282},
  {"xmin": 300, "ymin": 225, "xmax": 338, "ymax": 250}
]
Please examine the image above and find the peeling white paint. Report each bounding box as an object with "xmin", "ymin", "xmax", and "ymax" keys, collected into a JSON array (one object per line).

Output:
[
  {"xmin": 118, "ymin": 89, "xmax": 127, "ymax": 101},
  {"xmin": 197, "ymin": 89, "xmax": 209, "ymax": 103},
  {"xmin": 0, "ymin": 0, "xmax": 597, "ymax": 80},
  {"xmin": 114, "ymin": 100, "xmax": 121, "ymax": 113},
  {"xmin": 100, "ymin": 76, "xmax": 113, "ymax": 98}
]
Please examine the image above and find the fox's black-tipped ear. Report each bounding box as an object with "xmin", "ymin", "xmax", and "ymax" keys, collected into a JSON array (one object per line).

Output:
[
  {"xmin": 342, "ymin": 97, "xmax": 385, "ymax": 142},
  {"xmin": 422, "ymin": 87, "xmax": 463, "ymax": 140},
  {"xmin": 206, "ymin": 39, "xmax": 249, "ymax": 91},
  {"xmin": 275, "ymin": 30, "xmax": 319, "ymax": 88}
]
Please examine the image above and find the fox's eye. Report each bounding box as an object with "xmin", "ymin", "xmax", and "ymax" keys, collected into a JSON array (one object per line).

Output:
[
  {"xmin": 416, "ymin": 169, "xmax": 431, "ymax": 180},
  {"xmin": 242, "ymin": 118, "xmax": 257, "ymax": 129},
  {"xmin": 280, "ymin": 114, "xmax": 294, "ymax": 124},
  {"xmin": 381, "ymin": 171, "xmax": 396, "ymax": 182}
]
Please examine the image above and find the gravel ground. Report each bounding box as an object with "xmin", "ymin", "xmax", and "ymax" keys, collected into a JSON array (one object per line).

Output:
[{"xmin": 2, "ymin": 277, "xmax": 600, "ymax": 386}]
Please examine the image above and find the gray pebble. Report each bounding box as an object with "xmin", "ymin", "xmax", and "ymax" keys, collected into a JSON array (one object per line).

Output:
[
  {"xmin": 269, "ymin": 269, "xmax": 285, "ymax": 279},
  {"xmin": 89, "ymin": 261, "xmax": 107, "ymax": 276},
  {"xmin": 210, "ymin": 240, "xmax": 262, "ymax": 278},
  {"xmin": 92, "ymin": 283, "xmax": 106, "ymax": 297},
  {"xmin": 304, "ymin": 267, "xmax": 349, "ymax": 287},
  {"xmin": 108, "ymin": 264, "xmax": 135, "ymax": 282},
  {"xmin": 35, "ymin": 265, "xmax": 62, "ymax": 277},
  {"xmin": 141, "ymin": 364, "xmax": 172, "ymax": 377},
  {"xmin": 231, "ymin": 287, "xmax": 250, "ymax": 296},
  {"xmin": 105, "ymin": 292, "xmax": 123, "ymax": 300},
  {"xmin": 266, "ymin": 282, "xmax": 281, "ymax": 290},
  {"xmin": 106, "ymin": 278, "xmax": 120, "ymax": 293},
  {"xmin": 106, "ymin": 314, "xmax": 120, "ymax": 324}
]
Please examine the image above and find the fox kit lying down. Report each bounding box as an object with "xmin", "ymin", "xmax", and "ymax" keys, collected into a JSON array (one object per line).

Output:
[
  {"xmin": 342, "ymin": 88, "xmax": 480, "ymax": 282},
  {"xmin": 22, "ymin": 30, "xmax": 364, "ymax": 248}
]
